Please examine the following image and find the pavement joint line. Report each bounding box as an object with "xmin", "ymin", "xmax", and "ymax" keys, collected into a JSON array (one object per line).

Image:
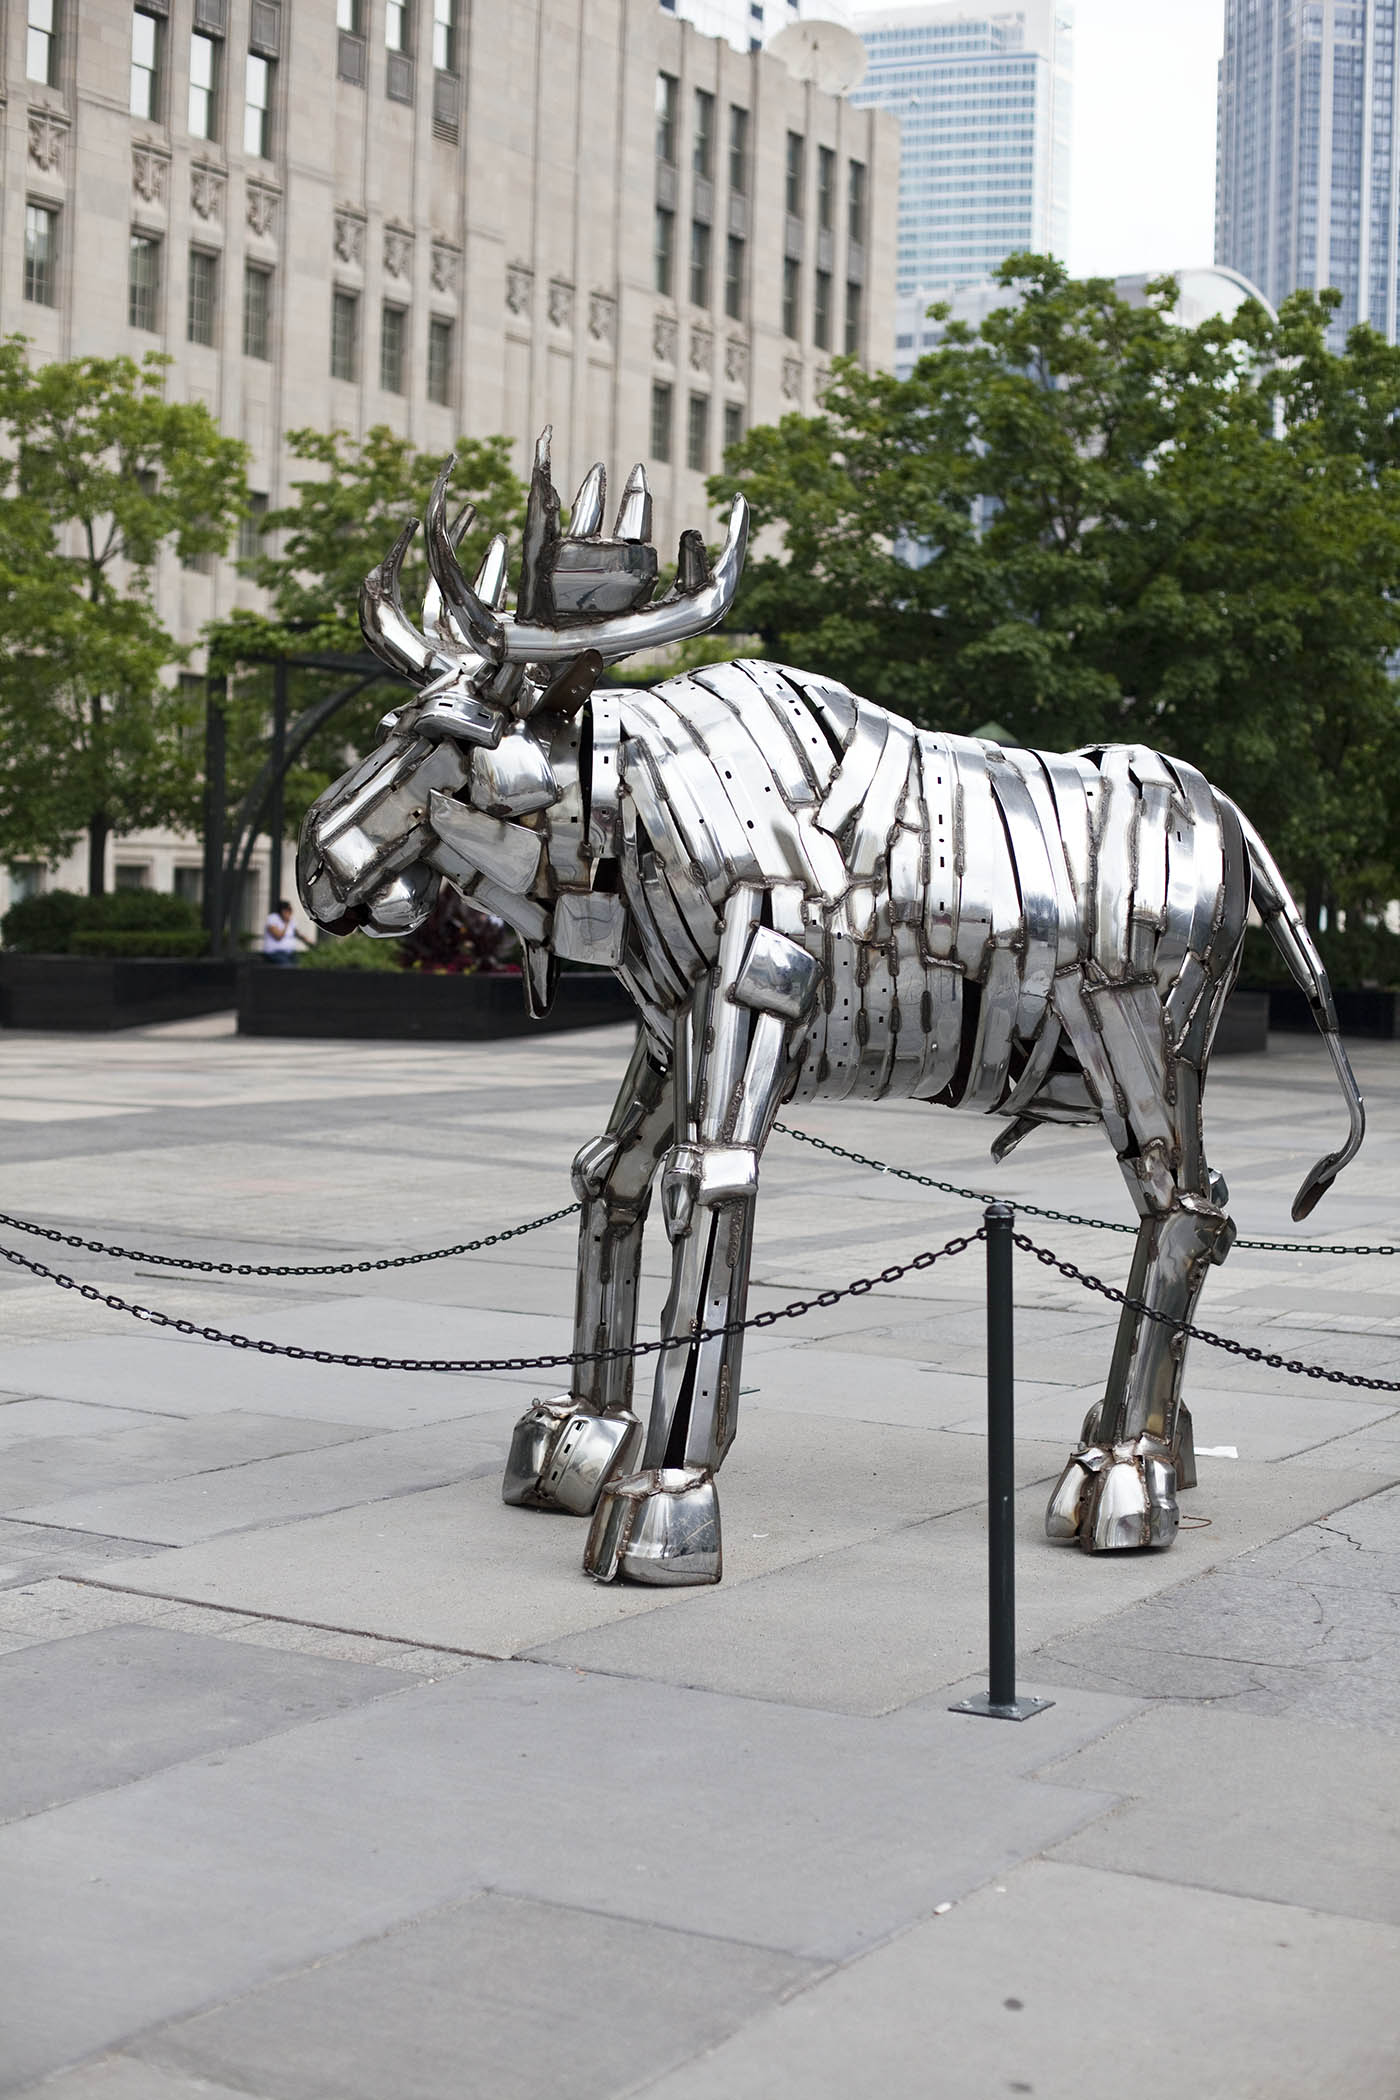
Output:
[{"xmin": 55, "ymin": 1576, "xmax": 509, "ymax": 1662}]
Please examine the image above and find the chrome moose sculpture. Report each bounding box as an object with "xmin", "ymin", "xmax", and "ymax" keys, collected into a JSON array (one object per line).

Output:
[{"xmin": 298, "ymin": 436, "xmax": 1365, "ymax": 1585}]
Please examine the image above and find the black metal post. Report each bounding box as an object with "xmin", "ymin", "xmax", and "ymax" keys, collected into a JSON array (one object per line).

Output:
[
  {"xmin": 951, "ymin": 1201, "xmax": 1053, "ymax": 1722},
  {"xmin": 267, "ymin": 656, "xmax": 288, "ymax": 907},
  {"xmin": 201, "ymin": 680, "xmax": 227, "ymax": 953}
]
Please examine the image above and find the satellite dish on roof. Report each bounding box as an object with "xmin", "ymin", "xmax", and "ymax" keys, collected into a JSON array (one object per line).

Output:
[{"xmin": 768, "ymin": 19, "xmax": 867, "ymax": 95}]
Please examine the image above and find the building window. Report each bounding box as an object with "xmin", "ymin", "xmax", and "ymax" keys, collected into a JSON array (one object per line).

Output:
[
  {"xmin": 23, "ymin": 205, "xmax": 58, "ymax": 307},
  {"xmin": 844, "ymin": 277, "xmax": 863, "ymax": 355},
  {"xmin": 27, "ymin": 0, "xmax": 56, "ymax": 86},
  {"xmin": 386, "ymin": 0, "xmax": 408, "ymax": 50},
  {"xmin": 817, "ymin": 145, "xmax": 835, "ymax": 233},
  {"xmin": 427, "ymin": 315, "xmax": 454, "ymax": 405},
  {"xmin": 189, "ymin": 31, "xmax": 219, "ymax": 140},
  {"xmin": 243, "ymin": 263, "xmax": 271, "ymax": 357},
  {"xmin": 723, "ymin": 401, "xmax": 744, "ymax": 453},
  {"xmin": 336, "ymin": 0, "xmax": 361, "ymax": 26},
  {"xmin": 848, "ymin": 160, "xmax": 867, "ymax": 246},
  {"xmin": 187, "ymin": 248, "xmax": 218, "ymax": 346},
  {"xmin": 114, "ymin": 863, "xmax": 152, "ymax": 891},
  {"xmin": 693, "ymin": 89, "xmax": 715, "ymax": 180},
  {"xmin": 724, "ymin": 234, "xmax": 744, "ymax": 321},
  {"xmin": 238, "ymin": 490, "xmax": 268, "ymax": 563},
  {"xmin": 785, "ymin": 132, "xmax": 805, "ymax": 218},
  {"xmin": 331, "ymin": 288, "xmax": 359, "ymax": 380},
  {"xmin": 656, "ymin": 72, "xmax": 677, "ymax": 163},
  {"xmin": 131, "ymin": 8, "xmax": 162, "ymax": 119},
  {"xmin": 729, "ymin": 104, "xmax": 749, "ymax": 193},
  {"xmin": 244, "ymin": 50, "xmax": 272, "ymax": 157},
  {"xmin": 8, "ymin": 862, "xmax": 46, "ymax": 903},
  {"xmin": 129, "ymin": 234, "xmax": 161, "ymax": 332},
  {"xmin": 690, "ymin": 220, "xmax": 711, "ymax": 308},
  {"xmin": 654, "ymin": 207, "xmax": 675, "ymax": 297},
  {"xmin": 813, "ymin": 268, "xmax": 831, "ymax": 350},
  {"xmin": 650, "ymin": 380, "xmax": 673, "ymax": 464},
  {"xmin": 686, "ymin": 393, "xmax": 709, "ymax": 474},
  {"xmin": 782, "ymin": 256, "xmax": 800, "ymax": 339},
  {"xmin": 173, "ymin": 865, "xmax": 203, "ymax": 904},
  {"xmin": 379, "ymin": 303, "xmax": 406, "ymax": 393},
  {"xmin": 432, "ymin": 0, "xmax": 456, "ymax": 72}
]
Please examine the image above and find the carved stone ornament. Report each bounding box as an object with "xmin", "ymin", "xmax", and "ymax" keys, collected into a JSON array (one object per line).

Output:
[
  {"xmin": 190, "ymin": 163, "xmax": 225, "ymax": 223},
  {"xmin": 27, "ymin": 109, "xmax": 66, "ymax": 175},
  {"xmin": 247, "ymin": 183, "xmax": 279, "ymax": 240},
  {"xmin": 334, "ymin": 210, "xmax": 365, "ymax": 267},
  {"xmin": 505, "ymin": 261, "xmax": 533, "ymax": 317},
  {"xmin": 588, "ymin": 291, "xmax": 616, "ymax": 345},
  {"xmin": 724, "ymin": 336, "xmax": 749, "ymax": 387},
  {"xmin": 384, "ymin": 225, "xmax": 413, "ymax": 279},
  {"xmin": 131, "ymin": 145, "xmax": 170, "ymax": 207},
  {"xmin": 430, "ymin": 242, "xmax": 459, "ymax": 295},
  {"xmin": 781, "ymin": 354, "xmax": 803, "ymax": 401},
  {"xmin": 689, "ymin": 325, "xmax": 713, "ymax": 374},
  {"xmin": 547, "ymin": 278, "xmax": 574, "ymax": 330},
  {"xmin": 653, "ymin": 313, "xmax": 677, "ymax": 363}
]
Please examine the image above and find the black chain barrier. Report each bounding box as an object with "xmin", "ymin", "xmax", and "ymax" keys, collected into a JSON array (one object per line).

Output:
[
  {"xmin": 771, "ymin": 1122, "xmax": 1397, "ymax": 1256},
  {"xmin": 1013, "ymin": 1231, "xmax": 1400, "ymax": 1394},
  {"xmin": 0, "ymin": 1228, "xmax": 982, "ymax": 1375}
]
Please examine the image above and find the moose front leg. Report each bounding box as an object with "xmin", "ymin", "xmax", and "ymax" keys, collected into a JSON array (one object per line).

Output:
[
  {"xmin": 502, "ymin": 1033, "xmax": 673, "ymax": 1515},
  {"xmin": 584, "ymin": 891, "xmax": 821, "ymax": 1586}
]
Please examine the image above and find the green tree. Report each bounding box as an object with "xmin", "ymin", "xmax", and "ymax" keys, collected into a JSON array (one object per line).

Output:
[
  {"xmin": 207, "ymin": 426, "xmax": 526, "ymax": 844},
  {"xmin": 0, "ymin": 340, "xmax": 249, "ymax": 892},
  {"xmin": 710, "ymin": 258, "xmax": 1400, "ymax": 926}
]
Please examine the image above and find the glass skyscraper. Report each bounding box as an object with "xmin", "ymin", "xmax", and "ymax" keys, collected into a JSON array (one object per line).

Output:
[
  {"xmin": 850, "ymin": 1, "xmax": 1073, "ymax": 298},
  {"xmin": 1217, "ymin": 0, "xmax": 1398, "ymax": 343}
]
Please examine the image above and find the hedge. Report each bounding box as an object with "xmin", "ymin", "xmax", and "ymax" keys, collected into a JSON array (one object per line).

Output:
[{"xmin": 2, "ymin": 889, "xmax": 205, "ymax": 956}]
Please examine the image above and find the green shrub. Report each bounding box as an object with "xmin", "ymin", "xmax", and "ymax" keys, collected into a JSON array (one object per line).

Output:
[
  {"xmin": 2, "ymin": 889, "xmax": 203, "ymax": 955},
  {"xmin": 69, "ymin": 929, "xmax": 208, "ymax": 958},
  {"xmin": 298, "ymin": 930, "xmax": 403, "ymax": 972},
  {"xmin": 1240, "ymin": 920, "xmax": 1400, "ymax": 990}
]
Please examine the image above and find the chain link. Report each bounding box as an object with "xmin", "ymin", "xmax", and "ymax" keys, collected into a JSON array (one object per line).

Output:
[
  {"xmin": 0, "ymin": 1202, "xmax": 581, "ymax": 1278},
  {"xmin": 772, "ymin": 1122, "xmax": 1396, "ymax": 1257},
  {"xmin": 0, "ymin": 1229, "xmax": 983, "ymax": 1374},
  {"xmin": 1011, "ymin": 1232, "xmax": 1400, "ymax": 1394}
]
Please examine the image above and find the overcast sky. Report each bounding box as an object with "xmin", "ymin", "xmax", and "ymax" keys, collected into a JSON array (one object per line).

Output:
[{"xmin": 1066, "ymin": 0, "xmax": 1226, "ymax": 277}]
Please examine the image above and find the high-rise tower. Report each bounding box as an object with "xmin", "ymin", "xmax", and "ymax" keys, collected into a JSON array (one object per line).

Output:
[
  {"xmin": 849, "ymin": 1, "xmax": 1073, "ymax": 299},
  {"xmin": 1217, "ymin": 0, "xmax": 1397, "ymax": 342}
]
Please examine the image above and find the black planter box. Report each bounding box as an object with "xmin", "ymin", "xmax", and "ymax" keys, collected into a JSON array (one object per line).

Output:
[
  {"xmin": 0, "ymin": 954, "xmax": 239, "ymax": 1032},
  {"xmin": 1214, "ymin": 989, "xmax": 1269, "ymax": 1055},
  {"xmin": 238, "ymin": 963, "xmax": 635, "ymax": 1040},
  {"xmin": 1263, "ymin": 985, "xmax": 1400, "ymax": 1040}
]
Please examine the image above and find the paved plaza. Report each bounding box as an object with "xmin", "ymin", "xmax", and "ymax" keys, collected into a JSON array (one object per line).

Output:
[{"xmin": 0, "ymin": 1011, "xmax": 1397, "ymax": 2097}]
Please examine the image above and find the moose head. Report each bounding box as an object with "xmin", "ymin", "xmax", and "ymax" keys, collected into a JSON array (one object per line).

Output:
[{"xmin": 297, "ymin": 430, "xmax": 748, "ymax": 1007}]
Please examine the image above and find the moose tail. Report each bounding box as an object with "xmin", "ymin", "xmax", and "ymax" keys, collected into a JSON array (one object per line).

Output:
[{"xmin": 1235, "ymin": 806, "xmax": 1366, "ymax": 1220}]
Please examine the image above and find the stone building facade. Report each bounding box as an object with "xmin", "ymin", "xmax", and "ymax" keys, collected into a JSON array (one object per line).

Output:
[{"xmin": 0, "ymin": 0, "xmax": 895, "ymax": 919}]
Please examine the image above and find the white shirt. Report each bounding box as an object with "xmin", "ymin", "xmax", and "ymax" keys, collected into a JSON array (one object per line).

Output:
[{"xmin": 263, "ymin": 912, "xmax": 298, "ymax": 956}]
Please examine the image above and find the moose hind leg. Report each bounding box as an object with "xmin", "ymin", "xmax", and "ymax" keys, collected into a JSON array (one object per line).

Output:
[
  {"xmin": 502, "ymin": 1033, "xmax": 672, "ymax": 1515},
  {"xmin": 1046, "ymin": 1168, "xmax": 1234, "ymax": 1552}
]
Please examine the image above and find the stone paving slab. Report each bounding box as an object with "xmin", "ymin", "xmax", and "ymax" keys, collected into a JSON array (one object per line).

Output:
[
  {"xmin": 84, "ymin": 1420, "xmax": 1063, "ymax": 1657},
  {"xmin": 1044, "ymin": 1705, "xmax": 1400, "ymax": 1923},
  {"xmin": 0, "ymin": 1666, "xmax": 1130, "ymax": 2092},
  {"xmin": 133, "ymin": 1893, "xmax": 816, "ymax": 2100},
  {"xmin": 14, "ymin": 2065, "xmax": 261, "ymax": 2100},
  {"xmin": 0, "ymin": 1520, "xmax": 168, "ymax": 1591},
  {"xmin": 627, "ymin": 1860, "xmax": 1400, "ymax": 2100},
  {"xmin": 0, "ymin": 1398, "xmax": 171, "ymax": 1444},
  {"xmin": 530, "ymin": 1460, "xmax": 1381, "ymax": 1713},
  {"xmin": 0, "ymin": 1411, "xmax": 368, "ymax": 1512},
  {"xmin": 9, "ymin": 1415, "xmax": 510, "ymax": 1547},
  {"xmin": 943, "ymin": 1380, "xmax": 1400, "ymax": 1459},
  {"xmin": 0, "ymin": 1623, "xmax": 410, "ymax": 1823}
]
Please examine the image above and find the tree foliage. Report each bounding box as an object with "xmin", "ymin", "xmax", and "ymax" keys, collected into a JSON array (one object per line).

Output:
[
  {"xmin": 710, "ymin": 258, "xmax": 1400, "ymax": 920},
  {"xmin": 0, "ymin": 340, "xmax": 249, "ymax": 891}
]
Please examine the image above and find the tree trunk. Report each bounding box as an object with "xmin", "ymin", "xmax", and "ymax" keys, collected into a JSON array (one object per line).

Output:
[{"xmin": 87, "ymin": 814, "xmax": 110, "ymax": 896}]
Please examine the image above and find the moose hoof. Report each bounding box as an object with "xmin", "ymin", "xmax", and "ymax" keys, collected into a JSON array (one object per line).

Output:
[
  {"xmin": 583, "ymin": 1466, "xmax": 722, "ymax": 1586},
  {"xmin": 1045, "ymin": 1438, "xmax": 1179, "ymax": 1552},
  {"xmin": 501, "ymin": 1400, "xmax": 642, "ymax": 1515}
]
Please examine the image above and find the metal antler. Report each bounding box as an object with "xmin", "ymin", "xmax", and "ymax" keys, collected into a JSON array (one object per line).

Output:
[{"xmin": 359, "ymin": 520, "xmax": 441, "ymax": 680}]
